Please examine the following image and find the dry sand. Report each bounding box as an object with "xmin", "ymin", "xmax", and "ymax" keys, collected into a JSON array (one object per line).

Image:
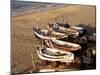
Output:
[{"xmin": 11, "ymin": 4, "xmax": 96, "ymax": 74}]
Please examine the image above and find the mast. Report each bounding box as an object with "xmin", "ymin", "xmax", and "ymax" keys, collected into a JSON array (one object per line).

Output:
[{"xmin": 31, "ymin": 53, "xmax": 36, "ymax": 72}]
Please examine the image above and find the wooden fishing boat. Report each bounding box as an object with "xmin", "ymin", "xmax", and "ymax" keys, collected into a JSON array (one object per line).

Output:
[
  {"xmin": 48, "ymin": 23, "xmax": 79, "ymax": 38},
  {"xmin": 48, "ymin": 23, "xmax": 87, "ymax": 36},
  {"xmin": 44, "ymin": 39, "xmax": 81, "ymax": 52},
  {"xmin": 57, "ymin": 23, "xmax": 85, "ymax": 34},
  {"xmin": 39, "ymin": 68, "xmax": 78, "ymax": 72},
  {"xmin": 87, "ymin": 35, "xmax": 96, "ymax": 43},
  {"xmin": 37, "ymin": 46, "xmax": 74, "ymax": 63},
  {"xmin": 33, "ymin": 28, "xmax": 68, "ymax": 40}
]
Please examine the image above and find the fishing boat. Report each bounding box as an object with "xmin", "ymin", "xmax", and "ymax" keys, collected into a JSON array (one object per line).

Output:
[
  {"xmin": 33, "ymin": 27, "xmax": 68, "ymax": 40},
  {"xmin": 37, "ymin": 46, "xmax": 74, "ymax": 63},
  {"xmin": 48, "ymin": 23, "xmax": 79, "ymax": 38},
  {"xmin": 57, "ymin": 23, "xmax": 85, "ymax": 34},
  {"xmin": 48, "ymin": 23, "xmax": 87, "ymax": 36},
  {"xmin": 39, "ymin": 68, "xmax": 78, "ymax": 72},
  {"xmin": 87, "ymin": 34, "xmax": 96, "ymax": 43},
  {"xmin": 44, "ymin": 38, "xmax": 81, "ymax": 52}
]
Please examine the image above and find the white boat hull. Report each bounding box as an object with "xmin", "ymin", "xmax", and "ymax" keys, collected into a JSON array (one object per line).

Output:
[
  {"xmin": 44, "ymin": 39, "xmax": 81, "ymax": 51},
  {"xmin": 33, "ymin": 28, "xmax": 68, "ymax": 40},
  {"xmin": 37, "ymin": 47, "xmax": 74, "ymax": 63}
]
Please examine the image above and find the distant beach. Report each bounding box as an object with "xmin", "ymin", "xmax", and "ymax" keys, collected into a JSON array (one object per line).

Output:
[{"xmin": 11, "ymin": 0, "xmax": 67, "ymax": 16}]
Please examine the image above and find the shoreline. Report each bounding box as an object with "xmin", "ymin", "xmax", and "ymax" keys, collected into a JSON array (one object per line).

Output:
[{"xmin": 12, "ymin": 5, "xmax": 69, "ymax": 17}]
